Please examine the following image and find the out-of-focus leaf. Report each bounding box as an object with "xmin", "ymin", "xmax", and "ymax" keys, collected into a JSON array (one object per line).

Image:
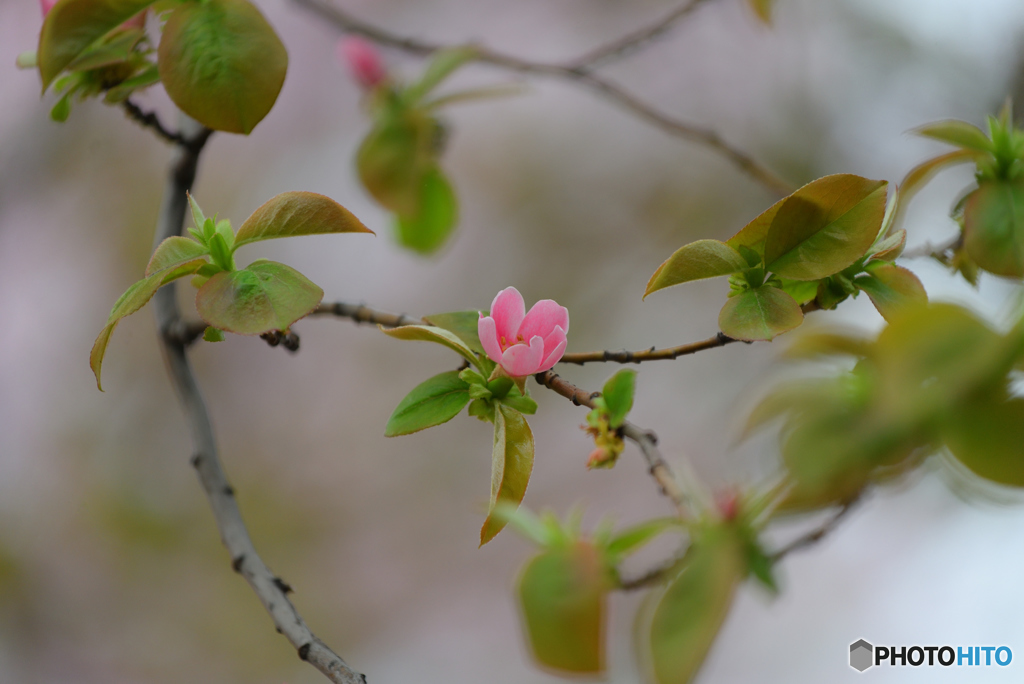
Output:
[
  {"xmin": 783, "ymin": 331, "xmax": 872, "ymax": 360},
  {"xmin": 90, "ymin": 258, "xmax": 207, "ymax": 390},
  {"xmin": 747, "ymin": 0, "xmax": 774, "ymax": 23},
  {"xmin": 868, "ymin": 229, "xmax": 907, "ymax": 262},
  {"xmin": 913, "ymin": 120, "xmax": 995, "ymax": 153},
  {"xmin": 103, "ymin": 62, "xmax": 161, "ymax": 102},
  {"xmin": 855, "ymin": 263, "xmax": 928, "ymax": 322},
  {"xmin": 357, "ymin": 111, "xmax": 436, "ymax": 217},
  {"xmin": 898, "ymin": 150, "xmax": 980, "ymax": 211},
  {"xmin": 423, "ymin": 311, "xmax": 486, "ymax": 354},
  {"xmin": 233, "ymin": 191, "xmax": 372, "ymax": 249},
  {"xmin": 385, "ymin": 370, "xmax": 470, "ymax": 437},
  {"xmin": 158, "ymin": 0, "xmax": 287, "ymax": 134},
  {"xmin": 764, "ymin": 175, "xmax": 888, "ymax": 280},
  {"xmin": 519, "ymin": 542, "xmax": 609, "ymax": 674},
  {"xmin": 601, "ymin": 369, "xmax": 636, "ymax": 428},
  {"xmin": 395, "ymin": 166, "xmax": 457, "ymax": 254},
  {"xmin": 381, "ymin": 324, "xmax": 480, "ymax": 368},
  {"xmin": 718, "ymin": 285, "xmax": 803, "ymax": 341},
  {"xmin": 202, "ymin": 326, "xmax": 225, "ymax": 342},
  {"xmin": 647, "ymin": 526, "xmax": 745, "ymax": 684},
  {"xmin": 644, "ymin": 240, "xmax": 749, "ymax": 297},
  {"xmin": 480, "ymin": 405, "xmax": 534, "ymax": 545},
  {"xmin": 943, "ymin": 395, "xmax": 1024, "ymax": 487},
  {"xmin": 145, "ymin": 236, "xmax": 209, "ymax": 276},
  {"xmin": 195, "ymin": 260, "xmax": 322, "ymax": 335},
  {"xmin": 491, "ymin": 502, "xmax": 561, "ymax": 547},
  {"xmin": 65, "ymin": 26, "xmax": 144, "ymax": 72},
  {"xmin": 404, "ymin": 45, "xmax": 478, "ymax": 104},
  {"xmin": 962, "ymin": 179, "xmax": 1024, "ymax": 277},
  {"xmin": 38, "ymin": 0, "xmax": 157, "ymax": 89},
  {"xmin": 606, "ymin": 518, "xmax": 681, "ymax": 560}
]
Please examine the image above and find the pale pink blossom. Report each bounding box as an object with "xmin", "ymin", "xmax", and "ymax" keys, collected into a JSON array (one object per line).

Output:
[
  {"xmin": 337, "ymin": 37, "xmax": 387, "ymax": 90},
  {"xmin": 478, "ymin": 287, "xmax": 568, "ymax": 377}
]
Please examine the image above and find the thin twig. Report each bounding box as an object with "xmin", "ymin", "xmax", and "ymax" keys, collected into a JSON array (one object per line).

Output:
[
  {"xmin": 310, "ymin": 301, "xmax": 424, "ymax": 328},
  {"xmin": 560, "ymin": 332, "xmax": 738, "ymax": 365},
  {"xmin": 618, "ymin": 551, "xmax": 685, "ymax": 590},
  {"xmin": 121, "ymin": 98, "xmax": 194, "ymax": 148},
  {"xmin": 150, "ymin": 115, "xmax": 366, "ymax": 684},
  {"xmin": 291, "ymin": 0, "xmax": 793, "ymax": 196},
  {"xmin": 770, "ymin": 499, "xmax": 858, "ymax": 562}
]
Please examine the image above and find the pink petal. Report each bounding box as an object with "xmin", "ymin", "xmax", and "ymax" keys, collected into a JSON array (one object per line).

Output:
[
  {"xmin": 536, "ymin": 337, "xmax": 567, "ymax": 373},
  {"xmin": 490, "ymin": 287, "xmax": 525, "ymax": 345},
  {"xmin": 477, "ymin": 315, "xmax": 503, "ymax": 364},
  {"xmin": 501, "ymin": 335, "xmax": 545, "ymax": 377},
  {"xmin": 541, "ymin": 325, "xmax": 566, "ymax": 360},
  {"xmin": 517, "ymin": 300, "xmax": 569, "ymax": 341}
]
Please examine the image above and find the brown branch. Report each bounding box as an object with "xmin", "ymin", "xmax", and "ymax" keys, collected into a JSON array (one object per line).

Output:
[
  {"xmin": 290, "ymin": 0, "xmax": 793, "ymax": 196},
  {"xmin": 310, "ymin": 301, "xmax": 424, "ymax": 328},
  {"xmin": 121, "ymin": 98, "xmax": 197, "ymax": 148},
  {"xmin": 560, "ymin": 332, "xmax": 739, "ymax": 365},
  {"xmin": 770, "ymin": 499, "xmax": 858, "ymax": 562},
  {"xmin": 150, "ymin": 116, "xmax": 366, "ymax": 684}
]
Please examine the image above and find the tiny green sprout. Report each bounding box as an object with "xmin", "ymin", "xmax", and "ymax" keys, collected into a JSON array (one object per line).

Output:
[{"xmin": 583, "ymin": 370, "xmax": 636, "ymax": 469}]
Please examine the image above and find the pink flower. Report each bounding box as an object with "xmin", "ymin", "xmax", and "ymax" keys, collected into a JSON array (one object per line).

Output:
[
  {"xmin": 478, "ymin": 287, "xmax": 569, "ymax": 377},
  {"xmin": 337, "ymin": 37, "xmax": 387, "ymax": 90}
]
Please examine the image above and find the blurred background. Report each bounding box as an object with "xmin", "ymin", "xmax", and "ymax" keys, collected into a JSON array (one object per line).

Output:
[{"xmin": 3, "ymin": 0, "xmax": 1024, "ymax": 681}]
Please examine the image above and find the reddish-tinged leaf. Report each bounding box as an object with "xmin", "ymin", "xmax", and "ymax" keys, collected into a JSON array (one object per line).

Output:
[
  {"xmin": 855, "ymin": 264, "xmax": 927, "ymax": 322},
  {"xmin": 233, "ymin": 191, "xmax": 372, "ymax": 250},
  {"xmin": 146, "ymin": 236, "xmax": 209, "ymax": 276},
  {"xmin": 963, "ymin": 179, "xmax": 1024, "ymax": 278},
  {"xmin": 912, "ymin": 120, "xmax": 994, "ymax": 153},
  {"xmin": 644, "ymin": 240, "xmax": 749, "ymax": 297}
]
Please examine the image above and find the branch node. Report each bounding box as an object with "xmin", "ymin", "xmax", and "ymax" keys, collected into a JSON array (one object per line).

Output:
[
  {"xmin": 222, "ymin": 485, "xmax": 235, "ymax": 497},
  {"xmin": 232, "ymin": 554, "xmax": 246, "ymax": 573},
  {"xmin": 274, "ymin": 577, "xmax": 295, "ymax": 594},
  {"xmin": 190, "ymin": 453, "xmax": 203, "ymax": 469},
  {"xmin": 298, "ymin": 643, "xmax": 312, "ymax": 661}
]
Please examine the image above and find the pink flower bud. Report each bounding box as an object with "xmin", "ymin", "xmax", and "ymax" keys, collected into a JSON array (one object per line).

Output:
[
  {"xmin": 40, "ymin": 0, "xmax": 57, "ymax": 17},
  {"xmin": 337, "ymin": 37, "xmax": 387, "ymax": 90},
  {"xmin": 478, "ymin": 287, "xmax": 569, "ymax": 377},
  {"xmin": 714, "ymin": 488, "xmax": 740, "ymax": 521}
]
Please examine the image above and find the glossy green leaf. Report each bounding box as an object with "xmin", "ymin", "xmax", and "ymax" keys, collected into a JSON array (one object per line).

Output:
[
  {"xmin": 145, "ymin": 236, "xmax": 209, "ymax": 276},
  {"xmin": 963, "ymin": 179, "xmax": 1024, "ymax": 277},
  {"xmin": 381, "ymin": 324, "xmax": 480, "ymax": 368},
  {"xmin": 718, "ymin": 285, "xmax": 803, "ymax": 342},
  {"xmin": 606, "ymin": 518, "xmax": 681, "ymax": 560},
  {"xmin": 423, "ymin": 311, "xmax": 486, "ymax": 355},
  {"xmin": 395, "ymin": 167, "xmax": 458, "ymax": 254},
  {"xmin": 519, "ymin": 542, "xmax": 609, "ymax": 675},
  {"xmin": 385, "ymin": 371, "xmax": 471, "ymax": 437},
  {"xmin": 405, "ymin": 46, "xmax": 478, "ymax": 103},
  {"xmin": 855, "ymin": 264, "xmax": 927, "ymax": 322},
  {"xmin": 480, "ymin": 405, "xmax": 534, "ymax": 545},
  {"xmin": 37, "ymin": 0, "xmax": 157, "ymax": 89},
  {"xmin": 913, "ymin": 120, "xmax": 995, "ymax": 153},
  {"xmin": 601, "ymin": 369, "xmax": 636, "ymax": 429},
  {"xmin": 645, "ymin": 240, "xmax": 749, "ymax": 297},
  {"xmin": 90, "ymin": 258, "xmax": 207, "ymax": 390},
  {"xmin": 233, "ymin": 191, "xmax": 373, "ymax": 250},
  {"xmin": 157, "ymin": 0, "xmax": 287, "ymax": 134},
  {"xmin": 764, "ymin": 175, "xmax": 888, "ymax": 280},
  {"xmin": 195, "ymin": 260, "xmax": 322, "ymax": 335},
  {"xmin": 648, "ymin": 526, "xmax": 745, "ymax": 684},
  {"xmin": 944, "ymin": 396, "xmax": 1024, "ymax": 487},
  {"xmin": 357, "ymin": 112, "xmax": 436, "ymax": 217}
]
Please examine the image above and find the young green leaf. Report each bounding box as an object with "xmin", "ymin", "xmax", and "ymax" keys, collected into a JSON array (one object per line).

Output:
[
  {"xmin": 601, "ymin": 369, "xmax": 636, "ymax": 429},
  {"xmin": 480, "ymin": 405, "xmax": 534, "ymax": 545},
  {"xmin": 381, "ymin": 324, "xmax": 481, "ymax": 368},
  {"xmin": 423, "ymin": 311, "xmax": 486, "ymax": 354},
  {"xmin": 644, "ymin": 240, "xmax": 749, "ymax": 297},
  {"xmin": 37, "ymin": 0, "xmax": 158, "ymax": 89},
  {"xmin": 232, "ymin": 191, "xmax": 373, "ymax": 250},
  {"xmin": 404, "ymin": 45, "xmax": 479, "ymax": 104},
  {"xmin": 868, "ymin": 228, "xmax": 906, "ymax": 262},
  {"xmin": 203, "ymin": 326, "xmax": 226, "ymax": 343},
  {"xmin": 395, "ymin": 167, "xmax": 458, "ymax": 254},
  {"xmin": 357, "ymin": 112, "xmax": 436, "ymax": 217},
  {"xmin": 385, "ymin": 370, "xmax": 471, "ymax": 437},
  {"xmin": 518, "ymin": 542, "xmax": 609, "ymax": 675},
  {"xmin": 103, "ymin": 62, "xmax": 161, "ymax": 103},
  {"xmin": 195, "ymin": 260, "xmax": 322, "ymax": 335},
  {"xmin": 490, "ymin": 502, "xmax": 561, "ymax": 547},
  {"xmin": 854, "ymin": 264, "xmax": 927, "ymax": 322},
  {"xmin": 913, "ymin": 120, "xmax": 995, "ymax": 154},
  {"xmin": 897, "ymin": 149, "xmax": 980, "ymax": 214},
  {"xmin": 764, "ymin": 175, "xmax": 888, "ymax": 280},
  {"xmin": 718, "ymin": 285, "xmax": 803, "ymax": 342},
  {"xmin": 158, "ymin": 0, "xmax": 287, "ymax": 134},
  {"xmin": 943, "ymin": 396, "xmax": 1024, "ymax": 487},
  {"xmin": 962, "ymin": 179, "xmax": 1024, "ymax": 278},
  {"xmin": 64, "ymin": 26, "xmax": 144, "ymax": 72},
  {"xmin": 647, "ymin": 527, "xmax": 745, "ymax": 684},
  {"xmin": 145, "ymin": 236, "xmax": 210, "ymax": 276},
  {"xmin": 605, "ymin": 518, "xmax": 682, "ymax": 561},
  {"xmin": 90, "ymin": 258, "xmax": 208, "ymax": 390}
]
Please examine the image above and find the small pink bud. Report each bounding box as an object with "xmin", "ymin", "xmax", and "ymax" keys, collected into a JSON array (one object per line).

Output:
[
  {"xmin": 714, "ymin": 488, "xmax": 740, "ymax": 521},
  {"xmin": 337, "ymin": 37, "xmax": 387, "ymax": 90},
  {"xmin": 478, "ymin": 287, "xmax": 569, "ymax": 378}
]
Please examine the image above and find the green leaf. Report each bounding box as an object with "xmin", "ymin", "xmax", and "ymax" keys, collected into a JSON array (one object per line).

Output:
[
  {"xmin": 518, "ymin": 542, "xmax": 609, "ymax": 675},
  {"xmin": 90, "ymin": 258, "xmax": 207, "ymax": 390},
  {"xmin": 233, "ymin": 191, "xmax": 373, "ymax": 250},
  {"xmin": 385, "ymin": 371, "xmax": 471, "ymax": 437},
  {"xmin": 37, "ymin": 0, "xmax": 157, "ymax": 89},
  {"xmin": 103, "ymin": 62, "xmax": 161, "ymax": 103},
  {"xmin": 203, "ymin": 326, "xmax": 226, "ymax": 342},
  {"xmin": 51, "ymin": 93, "xmax": 73, "ymax": 122},
  {"xmin": 145, "ymin": 236, "xmax": 209, "ymax": 276},
  {"xmin": 491, "ymin": 502, "xmax": 560, "ymax": 547},
  {"xmin": 868, "ymin": 228, "xmax": 906, "ymax": 262},
  {"xmin": 898, "ymin": 149, "xmax": 980, "ymax": 211},
  {"xmin": 718, "ymin": 285, "xmax": 803, "ymax": 342},
  {"xmin": 943, "ymin": 395, "xmax": 1024, "ymax": 487},
  {"xmin": 157, "ymin": 0, "xmax": 287, "ymax": 134},
  {"xmin": 381, "ymin": 324, "xmax": 481, "ymax": 368},
  {"xmin": 854, "ymin": 264, "xmax": 928, "ymax": 322},
  {"xmin": 606, "ymin": 518, "xmax": 681, "ymax": 560},
  {"xmin": 65, "ymin": 26, "xmax": 144, "ymax": 72},
  {"xmin": 747, "ymin": 0, "xmax": 775, "ymax": 23},
  {"xmin": 500, "ymin": 391, "xmax": 538, "ymax": 415},
  {"xmin": 764, "ymin": 175, "xmax": 889, "ymax": 280},
  {"xmin": 395, "ymin": 167, "xmax": 458, "ymax": 254},
  {"xmin": 644, "ymin": 240, "xmax": 749, "ymax": 297},
  {"xmin": 480, "ymin": 405, "xmax": 534, "ymax": 545},
  {"xmin": 778, "ymin": 278, "xmax": 818, "ymax": 305},
  {"xmin": 913, "ymin": 120, "xmax": 995, "ymax": 153},
  {"xmin": 423, "ymin": 311, "xmax": 486, "ymax": 354},
  {"xmin": 648, "ymin": 526, "xmax": 745, "ymax": 684},
  {"xmin": 601, "ymin": 369, "xmax": 636, "ymax": 429},
  {"xmin": 195, "ymin": 260, "xmax": 323, "ymax": 335},
  {"xmin": 962, "ymin": 179, "xmax": 1024, "ymax": 277},
  {"xmin": 404, "ymin": 46, "xmax": 478, "ymax": 104},
  {"xmin": 357, "ymin": 111, "xmax": 436, "ymax": 217}
]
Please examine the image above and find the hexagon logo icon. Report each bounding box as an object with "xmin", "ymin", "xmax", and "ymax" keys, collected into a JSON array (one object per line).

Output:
[{"xmin": 850, "ymin": 639, "xmax": 873, "ymax": 672}]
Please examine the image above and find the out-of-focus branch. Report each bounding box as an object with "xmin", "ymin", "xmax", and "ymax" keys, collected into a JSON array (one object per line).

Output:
[
  {"xmin": 121, "ymin": 98, "xmax": 197, "ymax": 148},
  {"xmin": 290, "ymin": 0, "xmax": 793, "ymax": 196},
  {"xmin": 150, "ymin": 116, "xmax": 366, "ymax": 684},
  {"xmin": 901, "ymin": 234, "xmax": 962, "ymax": 260},
  {"xmin": 770, "ymin": 499, "xmax": 858, "ymax": 562}
]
